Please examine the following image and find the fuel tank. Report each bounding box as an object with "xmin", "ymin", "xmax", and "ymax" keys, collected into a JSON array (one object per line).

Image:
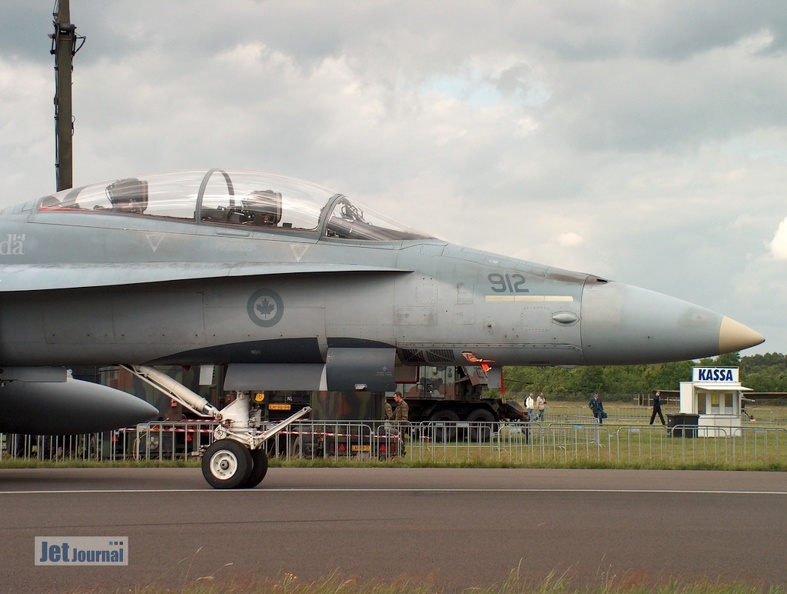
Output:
[{"xmin": 0, "ymin": 377, "xmax": 158, "ymax": 434}]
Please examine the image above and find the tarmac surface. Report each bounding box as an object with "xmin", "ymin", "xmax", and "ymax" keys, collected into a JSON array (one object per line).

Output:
[{"xmin": 0, "ymin": 467, "xmax": 785, "ymax": 592}]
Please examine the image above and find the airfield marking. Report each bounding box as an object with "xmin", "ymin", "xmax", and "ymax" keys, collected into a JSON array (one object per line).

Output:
[{"xmin": 1, "ymin": 487, "xmax": 785, "ymax": 495}]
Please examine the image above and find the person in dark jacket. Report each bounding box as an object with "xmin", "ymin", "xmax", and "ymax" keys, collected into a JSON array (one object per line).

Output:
[
  {"xmin": 588, "ymin": 393, "xmax": 605, "ymax": 425},
  {"xmin": 650, "ymin": 390, "xmax": 666, "ymax": 425}
]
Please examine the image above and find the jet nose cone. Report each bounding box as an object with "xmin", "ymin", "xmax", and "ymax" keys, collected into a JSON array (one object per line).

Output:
[
  {"xmin": 719, "ymin": 316, "xmax": 764, "ymax": 354},
  {"xmin": 580, "ymin": 280, "xmax": 764, "ymax": 365}
]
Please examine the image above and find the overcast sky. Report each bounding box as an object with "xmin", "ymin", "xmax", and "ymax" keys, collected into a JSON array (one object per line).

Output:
[{"xmin": 1, "ymin": 1, "xmax": 785, "ymax": 356}]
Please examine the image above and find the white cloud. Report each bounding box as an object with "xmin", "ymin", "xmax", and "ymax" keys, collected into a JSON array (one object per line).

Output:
[
  {"xmin": 557, "ymin": 232, "xmax": 584, "ymax": 248},
  {"xmin": 770, "ymin": 217, "xmax": 787, "ymax": 260}
]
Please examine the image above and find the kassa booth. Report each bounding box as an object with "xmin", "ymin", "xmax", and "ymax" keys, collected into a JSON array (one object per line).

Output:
[{"xmin": 678, "ymin": 367, "xmax": 752, "ymax": 437}]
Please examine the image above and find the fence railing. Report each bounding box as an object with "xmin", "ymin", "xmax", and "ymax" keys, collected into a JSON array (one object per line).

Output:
[{"xmin": 2, "ymin": 419, "xmax": 785, "ymax": 467}]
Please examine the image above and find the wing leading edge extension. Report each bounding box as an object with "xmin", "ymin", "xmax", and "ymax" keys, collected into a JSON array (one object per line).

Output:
[{"xmin": 0, "ymin": 262, "xmax": 413, "ymax": 292}]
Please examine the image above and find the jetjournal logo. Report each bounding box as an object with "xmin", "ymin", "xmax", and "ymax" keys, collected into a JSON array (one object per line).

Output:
[{"xmin": 35, "ymin": 536, "xmax": 128, "ymax": 566}]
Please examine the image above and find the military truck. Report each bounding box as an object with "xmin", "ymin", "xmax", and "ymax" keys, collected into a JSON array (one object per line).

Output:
[
  {"xmin": 260, "ymin": 389, "xmax": 404, "ymax": 457},
  {"xmin": 258, "ymin": 365, "xmax": 525, "ymax": 425},
  {"xmin": 390, "ymin": 365, "xmax": 528, "ymax": 441},
  {"xmin": 394, "ymin": 365, "xmax": 525, "ymax": 422},
  {"xmin": 255, "ymin": 365, "xmax": 526, "ymax": 448}
]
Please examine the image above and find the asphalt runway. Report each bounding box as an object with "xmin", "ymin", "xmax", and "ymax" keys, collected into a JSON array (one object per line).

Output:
[{"xmin": 0, "ymin": 467, "xmax": 785, "ymax": 592}]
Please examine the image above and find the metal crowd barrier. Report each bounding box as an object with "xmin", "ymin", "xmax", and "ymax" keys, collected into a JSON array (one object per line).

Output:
[
  {"xmin": 2, "ymin": 420, "xmax": 785, "ymax": 467},
  {"xmin": 265, "ymin": 420, "xmax": 406, "ymax": 460},
  {"xmin": 123, "ymin": 420, "xmax": 216, "ymax": 461},
  {"xmin": 0, "ymin": 433, "xmax": 103, "ymax": 461}
]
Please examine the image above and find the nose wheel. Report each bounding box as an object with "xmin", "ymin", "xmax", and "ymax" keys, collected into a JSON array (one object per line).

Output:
[
  {"xmin": 202, "ymin": 439, "xmax": 250, "ymax": 488},
  {"xmin": 201, "ymin": 439, "xmax": 269, "ymax": 489},
  {"xmin": 245, "ymin": 448, "xmax": 269, "ymax": 488}
]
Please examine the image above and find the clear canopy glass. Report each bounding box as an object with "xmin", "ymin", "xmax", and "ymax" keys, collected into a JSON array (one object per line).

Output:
[{"xmin": 31, "ymin": 169, "xmax": 432, "ymax": 241}]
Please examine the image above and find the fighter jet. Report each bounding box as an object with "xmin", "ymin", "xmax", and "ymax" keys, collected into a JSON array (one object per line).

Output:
[{"xmin": 0, "ymin": 168, "xmax": 763, "ymax": 487}]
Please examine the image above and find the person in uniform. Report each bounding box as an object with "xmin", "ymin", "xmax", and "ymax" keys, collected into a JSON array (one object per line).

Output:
[{"xmin": 393, "ymin": 391, "xmax": 409, "ymax": 422}]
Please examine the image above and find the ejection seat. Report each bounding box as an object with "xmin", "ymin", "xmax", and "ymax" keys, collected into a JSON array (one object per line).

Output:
[{"xmin": 106, "ymin": 178, "xmax": 149, "ymax": 214}]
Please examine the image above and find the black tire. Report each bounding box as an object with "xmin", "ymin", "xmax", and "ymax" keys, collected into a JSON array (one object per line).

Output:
[
  {"xmin": 292, "ymin": 435, "xmax": 319, "ymax": 458},
  {"xmin": 467, "ymin": 409, "xmax": 495, "ymax": 442},
  {"xmin": 201, "ymin": 439, "xmax": 253, "ymax": 489},
  {"xmin": 429, "ymin": 409, "xmax": 459, "ymax": 442},
  {"xmin": 241, "ymin": 448, "xmax": 269, "ymax": 489},
  {"xmin": 291, "ymin": 435, "xmax": 304, "ymax": 458}
]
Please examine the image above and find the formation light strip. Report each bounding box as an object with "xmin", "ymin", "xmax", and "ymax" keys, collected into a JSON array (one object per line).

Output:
[{"xmin": 485, "ymin": 295, "xmax": 574, "ymax": 303}]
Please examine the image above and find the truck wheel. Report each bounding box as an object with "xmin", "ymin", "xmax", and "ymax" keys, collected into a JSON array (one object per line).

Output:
[
  {"xmin": 467, "ymin": 409, "xmax": 495, "ymax": 442},
  {"xmin": 429, "ymin": 409, "xmax": 459, "ymax": 442},
  {"xmin": 292, "ymin": 435, "xmax": 320, "ymax": 459},
  {"xmin": 240, "ymin": 448, "xmax": 269, "ymax": 489},
  {"xmin": 201, "ymin": 439, "xmax": 253, "ymax": 489}
]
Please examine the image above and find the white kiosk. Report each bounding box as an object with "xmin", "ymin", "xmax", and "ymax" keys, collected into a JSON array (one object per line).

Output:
[{"xmin": 679, "ymin": 367, "xmax": 752, "ymax": 437}]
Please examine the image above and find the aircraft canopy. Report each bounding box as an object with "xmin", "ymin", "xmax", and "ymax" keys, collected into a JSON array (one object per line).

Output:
[{"xmin": 24, "ymin": 169, "xmax": 432, "ymax": 241}]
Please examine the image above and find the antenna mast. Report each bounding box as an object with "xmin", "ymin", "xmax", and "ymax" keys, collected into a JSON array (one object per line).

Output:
[{"xmin": 50, "ymin": 0, "xmax": 85, "ymax": 191}]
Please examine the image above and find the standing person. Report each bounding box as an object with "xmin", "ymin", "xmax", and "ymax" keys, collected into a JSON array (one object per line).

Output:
[
  {"xmin": 588, "ymin": 392, "xmax": 605, "ymax": 425},
  {"xmin": 741, "ymin": 395, "xmax": 753, "ymax": 420},
  {"xmin": 525, "ymin": 393, "xmax": 535, "ymax": 421},
  {"xmin": 393, "ymin": 391, "xmax": 408, "ymax": 422},
  {"xmin": 649, "ymin": 390, "xmax": 666, "ymax": 425},
  {"xmin": 536, "ymin": 392, "xmax": 546, "ymax": 422},
  {"xmin": 381, "ymin": 396, "xmax": 396, "ymax": 437}
]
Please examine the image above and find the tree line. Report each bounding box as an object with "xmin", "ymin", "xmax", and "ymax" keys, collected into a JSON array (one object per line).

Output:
[{"xmin": 501, "ymin": 352, "xmax": 787, "ymax": 400}]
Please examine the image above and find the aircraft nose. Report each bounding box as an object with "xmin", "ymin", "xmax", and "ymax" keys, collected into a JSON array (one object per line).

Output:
[
  {"xmin": 580, "ymin": 279, "xmax": 764, "ymax": 365},
  {"xmin": 719, "ymin": 316, "xmax": 765, "ymax": 354}
]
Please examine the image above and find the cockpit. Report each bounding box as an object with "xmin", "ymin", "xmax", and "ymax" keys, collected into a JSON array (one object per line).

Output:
[{"xmin": 26, "ymin": 169, "xmax": 432, "ymax": 241}]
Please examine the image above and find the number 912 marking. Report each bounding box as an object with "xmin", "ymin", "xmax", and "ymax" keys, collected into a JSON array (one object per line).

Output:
[{"xmin": 488, "ymin": 273, "xmax": 528, "ymax": 293}]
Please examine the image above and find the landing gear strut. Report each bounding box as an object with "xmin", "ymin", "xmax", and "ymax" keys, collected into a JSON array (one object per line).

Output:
[{"xmin": 122, "ymin": 364, "xmax": 308, "ymax": 489}]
